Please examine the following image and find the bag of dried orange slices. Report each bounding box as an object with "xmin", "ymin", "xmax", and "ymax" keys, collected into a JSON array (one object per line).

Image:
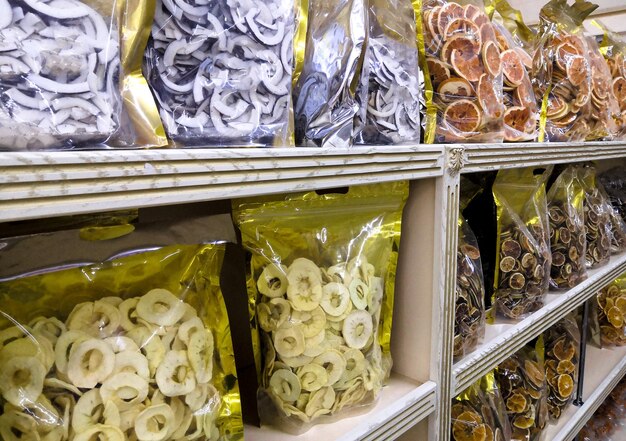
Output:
[
  {"xmin": 492, "ymin": 167, "xmax": 552, "ymax": 320},
  {"xmin": 593, "ymin": 277, "xmax": 626, "ymax": 347},
  {"xmin": 0, "ymin": 212, "xmax": 248, "ymax": 441},
  {"xmin": 451, "ymin": 371, "xmax": 512, "ymax": 441},
  {"xmin": 418, "ymin": 0, "xmax": 504, "ymax": 143},
  {"xmin": 533, "ymin": 0, "xmax": 598, "ymax": 142},
  {"xmin": 233, "ymin": 182, "xmax": 408, "ymax": 433}
]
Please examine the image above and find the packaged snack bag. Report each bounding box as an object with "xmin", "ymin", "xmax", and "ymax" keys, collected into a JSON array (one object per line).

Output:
[
  {"xmin": 580, "ymin": 165, "xmax": 613, "ymax": 269},
  {"xmin": 594, "ymin": 277, "xmax": 626, "ymax": 347}
]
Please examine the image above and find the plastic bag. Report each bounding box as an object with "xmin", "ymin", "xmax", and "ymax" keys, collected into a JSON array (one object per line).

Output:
[
  {"xmin": 420, "ymin": 0, "xmax": 504, "ymax": 143},
  {"xmin": 547, "ymin": 165, "xmax": 587, "ymax": 290},
  {"xmin": 597, "ymin": 181, "xmax": 626, "ymax": 255},
  {"xmin": 533, "ymin": 0, "xmax": 597, "ymax": 142},
  {"xmin": 580, "ymin": 165, "xmax": 613, "ymax": 269},
  {"xmin": 0, "ymin": 0, "xmax": 165, "ymax": 151},
  {"xmin": 293, "ymin": 0, "xmax": 365, "ymax": 147},
  {"xmin": 599, "ymin": 167, "xmax": 626, "ymax": 223},
  {"xmin": 451, "ymin": 372, "xmax": 512, "ymax": 441},
  {"xmin": 0, "ymin": 214, "xmax": 245, "ymax": 440},
  {"xmin": 355, "ymin": 0, "xmax": 420, "ymax": 144},
  {"xmin": 543, "ymin": 315, "xmax": 580, "ymax": 422},
  {"xmin": 493, "ymin": 167, "xmax": 552, "ymax": 320},
  {"xmin": 233, "ymin": 182, "xmax": 408, "ymax": 433},
  {"xmin": 144, "ymin": 0, "xmax": 295, "ymax": 147},
  {"xmin": 495, "ymin": 342, "xmax": 549, "ymax": 441},
  {"xmin": 595, "ymin": 278, "xmax": 626, "ymax": 347}
]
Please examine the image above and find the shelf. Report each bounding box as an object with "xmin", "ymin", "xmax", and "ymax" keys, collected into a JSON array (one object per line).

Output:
[
  {"xmin": 452, "ymin": 252, "xmax": 626, "ymax": 395},
  {"xmin": 244, "ymin": 376, "xmax": 436, "ymax": 441},
  {"xmin": 0, "ymin": 146, "xmax": 443, "ymax": 222},
  {"xmin": 543, "ymin": 345, "xmax": 626, "ymax": 441},
  {"xmin": 461, "ymin": 141, "xmax": 626, "ymax": 173}
]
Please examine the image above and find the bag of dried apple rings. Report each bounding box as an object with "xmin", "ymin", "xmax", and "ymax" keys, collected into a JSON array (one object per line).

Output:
[
  {"xmin": 593, "ymin": 277, "xmax": 626, "ymax": 347},
  {"xmin": 533, "ymin": 0, "xmax": 597, "ymax": 142},
  {"xmin": 451, "ymin": 371, "xmax": 512, "ymax": 441},
  {"xmin": 0, "ymin": 0, "xmax": 167, "ymax": 151},
  {"xmin": 547, "ymin": 165, "xmax": 587, "ymax": 290},
  {"xmin": 493, "ymin": 167, "xmax": 552, "ymax": 320},
  {"xmin": 579, "ymin": 165, "xmax": 613, "ymax": 269},
  {"xmin": 495, "ymin": 342, "xmax": 549, "ymax": 441},
  {"xmin": 232, "ymin": 182, "xmax": 408, "ymax": 433},
  {"xmin": 144, "ymin": 0, "xmax": 295, "ymax": 147},
  {"xmin": 419, "ymin": 0, "xmax": 504, "ymax": 143},
  {"xmin": 0, "ymin": 213, "xmax": 247, "ymax": 440},
  {"xmin": 542, "ymin": 315, "xmax": 580, "ymax": 422},
  {"xmin": 354, "ymin": 0, "xmax": 420, "ymax": 145}
]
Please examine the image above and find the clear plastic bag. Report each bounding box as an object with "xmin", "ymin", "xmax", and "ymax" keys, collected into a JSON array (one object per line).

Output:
[
  {"xmin": 547, "ymin": 165, "xmax": 587, "ymax": 290},
  {"xmin": 0, "ymin": 0, "xmax": 166, "ymax": 151},
  {"xmin": 493, "ymin": 167, "xmax": 552, "ymax": 320},
  {"xmin": 595, "ymin": 278, "xmax": 626, "ymax": 347},
  {"xmin": 599, "ymin": 167, "xmax": 626, "ymax": 223},
  {"xmin": 597, "ymin": 180, "xmax": 626, "ymax": 255},
  {"xmin": 355, "ymin": 0, "xmax": 420, "ymax": 145},
  {"xmin": 293, "ymin": 0, "xmax": 365, "ymax": 147},
  {"xmin": 420, "ymin": 0, "xmax": 504, "ymax": 143},
  {"xmin": 580, "ymin": 165, "xmax": 613, "ymax": 269},
  {"xmin": 144, "ymin": 0, "xmax": 295, "ymax": 147},
  {"xmin": 0, "ymin": 214, "xmax": 245, "ymax": 440},
  {"xmin": 232, "ymin": 182, "xmax": 408, "ymax": 433}
]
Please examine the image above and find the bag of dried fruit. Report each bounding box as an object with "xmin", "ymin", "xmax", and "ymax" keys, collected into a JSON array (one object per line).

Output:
[
  {"xmin": 493, "ymin": 167, "xmax": 552, "ymax": 320},
  {"xmin": 593, "ymin": 278, "xmax": 626, "ymax": 347},
  {"xmin": 418, "ymin": 0, "xmax": 504, "ymax": 143},
  {"xmin": 542, "ymin": 314, "xmax": 580, "ymax": 422},
  {"xmin": 354, "ymin": 0, "xmax": 421, "ymax": 145},
  {"xmin": 0, "ymin": 213, "xmax": 247, "ymax": 441},
  {"xmin": 145, "ymin": 0, "xmax": 295, "ymax": 147},
  {"xmin": 233, "ymin": 182, "xmax": 408, "ymax": 433},
  {"xmin": 533, "ymin": 0, "xmax": 598, "ymax": 142},
  {"xmin": 495, "ymin": 341, "xmax": 549, "ymax": 441},
  {"xmin": 579, "ymin": 165, "xmax": 613, "ymax": 269},
  {"xmin": 0, "ymin": 0, "xmax": 165, "ymax": 151},
  {"xmin": 451, "ymin": 372, "xmax": 512, "ymax": 441},
  {"xmin": 546, "ymin": 165, "xmax": 587, "ymax": 290},
  {"xmin": 597, "ymin": 181, "xmax": 626, "ymax": 255}
]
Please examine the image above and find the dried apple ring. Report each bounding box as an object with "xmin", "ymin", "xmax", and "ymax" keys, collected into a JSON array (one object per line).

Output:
[
  {"xmin": 72, "ymin": 389, "xmax": 107, "ymax": 433},
  {"xmin": 177, "ymin": 317, "xmax": 204, "ymax": 345},
  {"xmin": 341, "ymin": 348, "xmax": 366, "ymax": 381},
  {"xmin": 73, "ymin": 424, "xmax": 125, "ymax": 441},
  {"xmin": 44, "ymin": 377, "xmax": 82, "ymax": 396},
  {"xmin": 1, "ymin": 334, "xmax": 54, "ymax": 372},
  {"xmin": 258, "ymin": 263, "xmax": 288, "ymax": 298},
  {"xmin": 270, "ymin": 368, "xmax": 301, "ymax": 402},
  {"xmin": 349, "ymin": 279, "xmax": 370, "ymax": 311},
  {"xmin": 114, "ymin": 350, "xmax": 150, "ymax": 378},
  {"xmin": 119, "ymin": 298, "xmax": 141, "ymax": 332},
  {"xmin": 30, "ymin": 317, "xmax": 66, "ymax": 345},
  {"xmin": 0, "ymin": 410, "xmax": 37, "ymax": 441},
  {"xmin": 321, "ymin": 282, "xmax": 350, "ymax": 317},
  {"xmin": 444, "ymin": 100, "xmax": 481, "ymax": 133},
  {"xmin": 298, "ymin": 363, "xmax": 328, "ymax": 392},
  {"xmin": 104, "ymin": 336, "xmax": 140, "ymax": 354},
  {"xmin": 170, "ymin": 404, "xmax": 194, "ymax": 439},
  {"xmin": 185, "ymin": 382, "xmax": 218, "ymax": 412},
  {"xmin": 342, "ymin": 310, "xmax": 373, "ymax": 349},
  {"xmin": 100, "ymin": 372, "xmax": 149, "ymax": 411},
  {"xmin": 0, "ymin": 356, "xmax": 46, "ymax": 406},
  {"xmin": 126, "ymin": 327, "xmax": 166, "ymax": 377},
  {"xmin": 286, "ymin": 263, "xmax": 323, "ymax": 312},
  {"xmin": 313, "ymin": 349, "xmax": 347, "ymax": 386},
  {"xmin": 155, "ymin": 350, "xmax": 196, "ymax": 397},
  {"xmin": 258, "ymin": 298, "xmax": 291, "ymax": 332},
  {"xmin": 134, "ymin": 404, "xmax": 175, "ymax": 441},
  {"xmin": 281, "ymin": 354, "xmax": 313, "ymax": 368},
  {"xmin": 292, "ymin": 307, "xmax": 326, "ymax": 338},
  {"xmin": 136, "ymin": 289, "xmax": 185, "ymax": 327},
  {"xmin": 274, "ymin": 326, "xmax": 306, "ymax": 358},
  {"xmin": 119, "ymin": 405, "xmax": 146, "ymax": 433},
  {"xmin": 67, "ymin": 339, "xmax": 115, "ymax": 388},
  {"xmin": 305, "ymin": 386, "xmax": 336, "ymax": 418},
  {"xmin": 187, "ymin": 329, "xmax": 214, "ymax": 383},
  {"xmin": 368, "ymin": 277, "xmax": 384, "ymax": 313},
  {"xmin": 0, "ymin": 326, "xmax": 27, "ymax": 349},
  {"xmin": 67, "ymin": 300, "xmax": 122, "ymax": 337}
]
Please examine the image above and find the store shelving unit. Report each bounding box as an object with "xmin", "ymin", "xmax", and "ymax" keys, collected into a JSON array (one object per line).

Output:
[{"xmin": 2, "ymin": 142, "xmax": 626, "ymax": 441}]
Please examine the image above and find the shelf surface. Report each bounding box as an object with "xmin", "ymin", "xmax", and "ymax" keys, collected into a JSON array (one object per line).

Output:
[
  {"xmin": 543, "ymin": 345, "xmax": 626, "ymax": 441},
  {"xmin": 245, "ymin": 376, "xmax": 436, "ymax": 441},
  {"xmin": 0, "ymin": 146, "xmax": 443, "ymax": 222},
  {"xmin": 452, "ymin": 252, "xmax": 626, "ymax": 395}
]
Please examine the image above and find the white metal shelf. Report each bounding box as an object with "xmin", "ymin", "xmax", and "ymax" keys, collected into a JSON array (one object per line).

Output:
[
  {"xmin": 543, "ymin": 345, "xmax": 626, "ymax": 441},
  {"xmin": 245, "ymin": 376, "xmax": 436, "ymax": 441},
  {"xmin": 452, "ymin": 252, "xmax": 626, "ymax": 395}
]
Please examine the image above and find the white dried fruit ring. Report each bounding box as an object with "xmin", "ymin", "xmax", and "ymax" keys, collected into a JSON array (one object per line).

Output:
[
  {"xmin": 54, "ymin": 394, "xmax": 75, "ymax": 439},
  {"xmin": 187, "ymin": 329, "xmax": 214, "ymax": 384},
  {"xmin": 291, "ymin": 306, "xmax": 326, "ymax": 338},
  {"xmin": 341, "ymin": 348, "xmax": 367, "ymax": 381},
  {"xmin": 44, "ymin": 377, "xmax": 83, "ymax": 396},
  {"xmin": 303, "ymin": 344, "xmax": 325, "ymax": 357},
  {"xmin": 297, "ymin": 363, "xmax": 328, "ymax": 392},
  {"xmin": 1, "ymin": 334, "xmax": 54, "ymax": 372},
  {"xmin": 29, "ymin": 316, "xmax": 66, "ymax": 345},
  {"xmin": 72, "ymin": 389, "xmax": 106, "ymax": 432},
  {"xmin": 66, "ymin": 300, "xmax": 122, "ymax": 337},
  {"xmin": 155, "ymin": 350, "xmax": 196, "ymax": 397},
  {"xmin": 67, "ymin": 339, "xmax": 115, "ymax": 388},
  {"xmin": 304, "ymin": 386, "xmax": 335, "ymax": 418},
  {"xmin": 100, "ymin": 296, "xmax": 124, "ymax": 307},
  {"xmin": 119, "ymin": 405, "xmax": 146, "ymax": 433},
  {"xmin": 185, "ymin": 382, "xmax": 218, "ymax": 412},
  {"xmin": 104, "ymin": 336, "xmax": 140, "ymax": 353},
  {"xmin": 100, "ymin": 372, "xmax": 149, "ymax": 411},
  {"xmin": 262, "ymin": 298, "xmax": 291, "ymax": 332},
  {"xmin": 257, "ymin": 263, "xmax": 288, "ymax": 298},
  {"xmin": 0, "ymin": 326, "xmax": 28, "ymax": 349},
  {"xmin": 342, "ymin": 310, "xmax": 373, "ymax": 349},
  {"xmin": 0, "ymin": 410, "xmax": 37, "ymax": 441},
  {"xmin": 349, "ymin": 279, "xmax": 370, "ymax": 311},
  {"xmin": 134, "ymin": 403, "xmax": 175, "ymax": 441},
  {"xmin": 177, "ymin": 317, "xmax": 204, "ymax": 345},
  {"xmin": 119, "ymin": 298, "xmax": 141, "ymax": 331},
  {"xmin": 0, "ymin": 356, "xmax": 46, "ymax": 406},
  {"xmin": 113, "ymin": 350, "xmax": 150, "ymax": 379},
  {"xmin": 136, "ymin": 288, "xmax": 185, "ymax": 327},
  {"xmin": 281, "ymin": 354, "xmax": 313, "ymax": 368},
  {"xmin": 321, "ymin": 282, "xmax": 351, "ymax": 316},
  {"xmin": 326, "ymin": 300, "xmax": 354, "ymax": 323},
  {"xmin": 327, "ymin": 263, "xmax": 351, "ymax": 285},
  {"xmin": 286, "ymin": 259, "xmax": 323, "ymax": 311},
  {"xmin": 289, "ymin": 258, "xmax": 323, "ymax": 281},
  {"xmin": 269, "ymin": 368, "xmax": 301, "ymax": 402},
  {"xmin": 126, "ymin": 327, "xmax": 166, "ymax": 377},
  {"xmin": 273, "ymin": 326, "xmax": 306, "ymax": 358},
  {"xmin": 313, "ymin": 349, "xmax": 347, "ymax": 386},
  {"xmin": 73, "ymin": 424, "xmax": 125, "ymax": 441},
  {"xmin": 54, "ymin": 330, "xmax": 91, "ymax": 374}
]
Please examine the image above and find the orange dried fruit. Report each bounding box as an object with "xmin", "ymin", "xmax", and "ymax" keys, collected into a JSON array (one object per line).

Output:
[
  {"xmin": 512, "ymin": 427, "xmax": 530, "ymax": 441},
  {"xmin": 484, "ymin": 425, "xmax": 494, "ymax": 441},
  {"xmin": 480, "ymin": 24, "xmax": 497, "ymax": 48},
  {"xmin": 452, "ymin": 51, "xmax": 483, "ymax": 83},
  {"xmin": 472, "ymin": 11, "xmax": 490, "ymax": 27},
  {"xmin": 556, "ymin": 360, "xmax": 575, "ymax": 375},
  {"xmin": 555, "ymin": 42, "xmax": 580, "ymax": 71},
  {"xmin": 546, "ymin": 96, "xmax": 569, "ymax": 119},
  {"xmin": 615, "ymin": 297, "xmax": 626, "ymax": 314},
  {"xmin": 478, "ymin": 74, "xmax": 503, "ymax": 118},
  {"xmin": 501, "ymin": 50, "xmax": 524, "ymax": 86},
  {"xmin": 557, "ymin": 374, "xmax": 574, "ymax": 398},
  {"xmin": 513, "ymin": 416, "xmax": 535, "ymax": 430},
  {"xmin": 504, "ymin": 107, "xmax": 530, "ymax": 134},
  {"xmin": 607, "ymin": 306, "xmax": 624, "ymax": 328},
  {"xmin": 445, "ymin": 18, "xmax": 480, "ymax": 39},
  {"xmin": 426, "ymin": 7, "xmax": 441, "ymax": 38},
  {"xmin": 464, "ymin": 4, "xmax": 480, "ymax": 20},
  {"xmin": 438, "ymin": 77, "xmax": 474, "ymax": 101},
  {"xmin": 443, "ymin": 99, "xmax": 481, "ymax": 133},
  {"xmin": 515, "ymin": 82, "xmax": 535, "ymax": 108},
  {"xmin": 506, "ymin": 393, "xmax": 527, "ymax": 413},
  {"xmin": 613, "ymin": 78, "xmax": 626, "ymax": 103},
  {"xmin": 553, "ymin": 339, "xmax": 575, "ymax": 361},
  {"xmin": 452, "ymin": 411, "xmax": 487, "ymax": 441},
  {"xmin": 428, "ymin": 58, "xmax": 452, "ymax": 86},
  {"xmin": 482, "ymin": 41, "xmax": 502, "ymax": 77},
  {"xmin": 514, "ymin": 47, "xmax": 533, "ymax": 70},
  {"xmin": 441, "ymin": 35, "xmax": 480, "ymax": 63},
  {"xmin": 524, "ymin": 360, "xmax": 545, "ymax": 388},
  {"xmin": 438, "ymin": 2, "xmax": 465, "ymax": 36},
  {"xmin": 566, "ymin": 56, "xmax": 589, "ymax": 87}
]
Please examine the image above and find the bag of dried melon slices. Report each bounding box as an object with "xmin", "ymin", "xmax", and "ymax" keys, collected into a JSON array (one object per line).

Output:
[
  {"xmin": 0, "ymin": 212, "xmax": 248, "ymax": 441},
  {"xmin": 232, "ymin": 182, "xmax": 408, "ymax": 433},
  {"xmin": 0, "ymin": 0, "xmax": 166, "ymax": 151},
  {"xmin": 418, "ymin": 0, "xmax": 504, "ymax": 143}
]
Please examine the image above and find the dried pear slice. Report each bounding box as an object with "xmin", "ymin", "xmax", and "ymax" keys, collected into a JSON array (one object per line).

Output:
[
  {"xmin": 274, "ymin": 326, "xmax": 306, "ymax": 358},
  {"xmin": 444, "ymin": 99, "xmax": 481, "ymax": 133},
  {"xmin": 286, "ymin": 264, "xmax": 323, "ymax": 312},
  {"xmin": 313, "ymin": 350, "xmax": 347, "ymax": 386},
  {"xmin": 67, "ymin": 300, "xmax": 122, "ymax": 337},
  {"xmin": 134, "ymin": 404, "xmax": 175, "ymax": 441},
  {"xmin": 0, "ymin": 356, "xmax": 46, "ymax": 406},
  {"xmin": 67, "ymin": 339, "xmax": 115, "ymax": 388},
  {"xmin": 297, "ymin": 363, "xmax": 328, "ymax": 392},
  {"xmin": 257, "ymin": 263, "xmax": 288, "ymax": 298},
  {"xmin": 342, "ymin": 310, "xmax": 373, "ymax": 349},
  {"xmin": 136, "ymin": 289, "xmax": 185, "ymax": 327}
]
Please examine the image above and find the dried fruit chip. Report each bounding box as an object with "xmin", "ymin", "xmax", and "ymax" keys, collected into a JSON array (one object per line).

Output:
[
  {"xmin": 482, "ymin": 41, "xmax": 502, "ymax": 77},
  {"xmin": 557, "ymin": 374, "xmax": 574, "ymax": 398},
  {"xmin": 428, "ymin": 58, "xmax": 452, "ymax": 86},
  {"xmin": 477, "ymin": 74, "xmax": 503, "ymax": 119},
  {"xmin": 506, "ymin": 393, "xmax": 527, "ymax": 413},
  {"xmin": 501, "ymin": 50, "xmax": 525, "ymax": 86},
  {"xmin": 438, "ymin": 77, "xmax": 474, "ymax": 101},
  {"xmin": 451, "ymin": 51, "xmax": 483, "ymax": 83},
  {"xmin": 437, "ymin": 2, "xmax": 465, "ymax": 36},
  {"xmin": 441, "ymin": 35, "xmax": 480, "ymax": 63},
  {"xmin": 607, "ymin": 306, "xmax": 624, "ymax": 328},
  {"xmin": 504, "ymin": 107, "xmax": 531, "ymax": 134},
  {"xmin": 444, "ymin": 99, "xmax": 482, "ymax": 133},
  {"xmin": 513, "ymin": 415, "xmax": 535, "ymax": 429},
  {"xmin": 566, "ymin": 56, "xmax": 589, "ymax": 87},
  {"xmin": 524, "ymin": 360, "xmax": 545, "ymax": 389}
]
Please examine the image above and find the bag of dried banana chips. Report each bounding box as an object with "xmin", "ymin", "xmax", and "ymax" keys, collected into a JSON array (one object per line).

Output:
[
  {"xmin": 546, "ymin": 165, "xmax": 587, "ymax": 290},
  {"xmin": 418, "ymin": 0, "xmax": 504, "ymax": 143},
  {"xmin": 0, "ymin": 213, "xmax": 247, "ymax": 441},
  {"xmin": 144, "ymin": 0, "xmax": 295, "ymax": 147},
  {"xmin": 232, "ymin": 182, "xmax": 408, "ymax": 433},
  {"xmin": 493, "ymin": 167, "xmax": 552, "ymax": 320},
  {"xmin": 0, "ymin": 0, "xmax": 166, "ymax": 151},
  {"xmin": 592, "ymin": 277, "xmax": 626, "ymax": 347},
  {"xmin": 354, "ymin": 0, "xmax": 421, "ymax": 144},
  {"xmin": 542, "ymin": 314, "xmax": 580, "ymax": 422}
]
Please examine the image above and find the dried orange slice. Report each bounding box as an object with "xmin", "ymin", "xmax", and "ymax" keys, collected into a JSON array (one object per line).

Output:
[
  {"xmin": 566, "ymin": 56, "xmax": 589, "ymax": 87},
  {"xmin": 514, "ymin": 47, "xmax": 533, "ymax": 70},
  {"xmin": 482, "ymin": 41, "xmax": 502, "ymax": 77},
  {"xmin": 427, "ymin": 58, "xmax": 452, "ymax": 86},
  {"xmin": 557, "ymin": 374, "xmax": 574, "ymax": 398},
  {"xmin": 504, "ymin": 107, "xmax": 530, "ymax": 133},
  {"xmin": 452, "ymin": 411, "xmax": 487, "ymax": 441},
  {"xmin": 607, "ymin": 306, "xmax": 624, "ymax": 328},
  {"xmin": 452, "ymin": 51, "xmax": 483, "ymax": 83},
  {"xmin": 445, "ymin": 18, "xmax": 480, "ymax": 39},
  {"xmin": 441, "ymin": 35, "xmax": 480, "ymax": 63},
  {"xmin": 506, "ymin": 393, "xmax": 527, "ymax": 413},
  {"xmin": 613, "ymin": 78, "xmax": 626, "ymax": 103},
  {"xmin": 546, "ymin": 96, "xmax": 569, "ymax": 119},
  {"xmin": 555, "ymin": 43, "xmax": 580, "ymax": 71},
  {"xmin": 480, "ymin": 24, "xmax": 497, "ymax": 46},
  {"xmin": 553, "ymin": 339, "xmax": 575, "ymax": 361},
  {"xmin": 556, "ymin": 360, "xmax": 575, "ymax": 375},
  {"xmin": 515, "ymin": 82, "xmax": 535, "ymax": 108},
  {"xmin": 443, "ymin": 99, "xmax": 481, "ymax": 133},
  {"xmin": 478, "ymin": 74, "xmax": 503, "ymax": 118},
  {"xmin": 438, "ymin": 77, "xmax": 474, "ymax": 101},
  {"xmin": 615, "ymin": 297, "xmax": 626, "ymax": 314},
  {"xmin": 513, "ymin": 416, "xmax": 535, "ymax": 430},
  {"xmin": 494, "ymin": 30, "xmax": 509, "ymax": 52},
  {"xmin": 438, "ymin": 2, "xmax": 465, "ymax": 36},
  {"xmin": 472, "ymin": 10, "xmax": 490, "ymax": 27},
  {"xmin": 524, "ymin": 360, "xmax": 545, "ymax": 388},
  {"xmin": 464, "ymin": 4, "xmax": 480, "ymax": 20},
  {"xmin": 501, "ymin": 50, "xmax": 525, "ymax": 86}
]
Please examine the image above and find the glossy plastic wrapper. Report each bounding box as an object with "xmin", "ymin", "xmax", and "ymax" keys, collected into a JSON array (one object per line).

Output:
[
  {"xmin": 355, "ymin": 0, "xmax": 421, "ymax": 144},
  {"xmin": 419, "ymin": 0, "xmax": 504, "ymax": 143},
  {"xmin": 493, "ymin": 167, "xmax": 552, "ymax": 320},
  {"xmin": 599, "ymin": 166, "xmax": 626, "ymax": 223},
  {"xmin": 233, "ymin": 182, "xmax": 408, "ymax": 433},
  {"xmin": 144, "ymin": 0, "xmax": 295, "ymax": 147},
  {"xmin": 0, "ymin": 0, "xmax": 166, "ymax": 151},
  {"xmin": 593, "ymin": 277, "xmax": 626, "ymax": 347},
  {"xmin": 0, "ymin": 214, "xmax": 244, "ymax": 441},
  {"xmin": 597, "ymin": 180, "xmax": 626, "ymax": 255},
  {"xmin": 451, "ymin": 372, "xmax": 512, "ymax": 441},
  {"xmin": 580, "ymin": 165, "xmax": 613, "ymax": 269}
]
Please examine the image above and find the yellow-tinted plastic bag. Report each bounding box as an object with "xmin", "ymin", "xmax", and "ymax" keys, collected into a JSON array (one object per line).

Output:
[
  {"xmin": 594, "ymin": 277, "xmax": 626, "ymax": 347},
  {"xmin": 580, "ymin": 165, "xmax": 613, "ymax": 269},
  {"xmin": 233, "ymin": 182, "xmax": 408, "ymax": 433}
]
